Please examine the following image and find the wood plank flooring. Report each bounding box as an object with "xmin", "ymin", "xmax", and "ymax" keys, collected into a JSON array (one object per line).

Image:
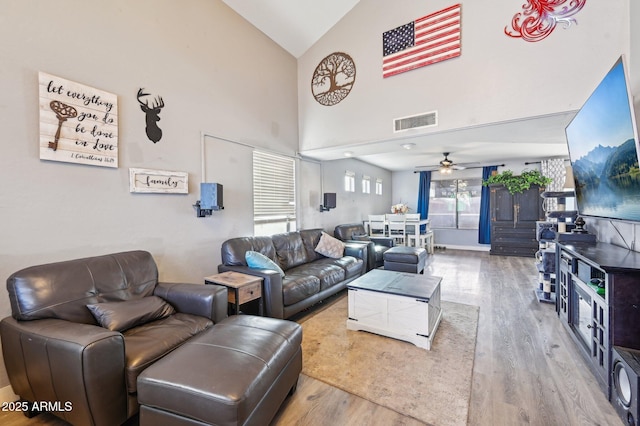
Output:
[{"xmin": 0, "ymin": 250, "xmax": 623, "ymax": 425}]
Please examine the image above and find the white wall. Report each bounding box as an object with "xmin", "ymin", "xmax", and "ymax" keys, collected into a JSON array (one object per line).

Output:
[
  {"xmin": 0, "ymin": 0, "xmax": 298, "ymax": 391},
  {"xmin": 298, "ymin": 158, "xmax": 393, "ymax": 233},
  {"xmin": 298, "ymin": 0, "xmax": 630, "ymax": 153}
]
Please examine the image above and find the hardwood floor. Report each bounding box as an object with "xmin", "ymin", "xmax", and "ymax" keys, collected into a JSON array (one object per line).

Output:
[{"xmin": 0, "ymin": 250, "xmax": 623, "ymax": 425}]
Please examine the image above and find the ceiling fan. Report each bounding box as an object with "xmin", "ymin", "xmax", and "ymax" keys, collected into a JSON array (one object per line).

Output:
[{"xmin": 415, "ymin": 152, "xmax": 479, "ymax": 174}]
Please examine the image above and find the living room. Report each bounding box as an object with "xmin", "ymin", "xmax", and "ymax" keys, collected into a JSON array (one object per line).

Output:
[{"xmin": 1, "ymin": 0, "xmax": 639, "ymax": 425}]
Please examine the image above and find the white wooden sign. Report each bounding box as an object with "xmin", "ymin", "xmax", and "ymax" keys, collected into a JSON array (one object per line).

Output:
[
  {"xmin": 129, "ymin": 168, "xmax": 189, "ymax": 194},
  {"xmin": 39, "ymin": 72, "xmax": 118, "ymax": 168}
]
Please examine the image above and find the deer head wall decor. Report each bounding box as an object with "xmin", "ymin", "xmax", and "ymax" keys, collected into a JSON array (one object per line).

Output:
[{"xmin": 137, "ymin": 88, "xmax": 164, "ymax": 143}]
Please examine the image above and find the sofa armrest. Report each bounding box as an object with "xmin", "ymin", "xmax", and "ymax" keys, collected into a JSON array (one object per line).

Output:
[
  {"xmin": 0, "ymin": 316, "xmax": 127, "ymax": 426},
  {"xmin": 154, "ymin": 282, "xmax": 228, "ymax": 324},
  {"xmin": 344, "ymin": 241, "xmax": 368, "ymax": 259},
  {"xmin": 343, "ymin": 241, "xmax": 369, "ymax": 273},
  {"xmin": 217, "ymin": 265, "xmax": 285, "ymax": 319},
  {"xmin": 370, "ymin": 237, "xmax": 395, "ymax": 247}
]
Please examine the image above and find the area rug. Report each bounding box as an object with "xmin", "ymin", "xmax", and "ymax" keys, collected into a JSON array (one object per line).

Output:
[{"xmin": 300, "ymin": 295, "xmax": 479, "ymax": 426}]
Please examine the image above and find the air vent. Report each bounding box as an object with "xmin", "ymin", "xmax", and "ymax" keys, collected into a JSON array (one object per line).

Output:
[{"xmin": 393, "ymin": 111, "xmax": 438, "ymax": 133}]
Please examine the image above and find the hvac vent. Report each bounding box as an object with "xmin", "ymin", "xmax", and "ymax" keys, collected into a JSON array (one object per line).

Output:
[{"xmin": 393, "ymin": 111, "xmax": 438, "ymax": 132}]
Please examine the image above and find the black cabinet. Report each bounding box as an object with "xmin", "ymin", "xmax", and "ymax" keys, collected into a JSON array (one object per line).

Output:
[
  {"xmin": 557, "ymin": 242, "xmax": 640, "ymax": 395},
  {"xmin": 490, "ymin": 184, "xmax": 544, "ymax": 257}
]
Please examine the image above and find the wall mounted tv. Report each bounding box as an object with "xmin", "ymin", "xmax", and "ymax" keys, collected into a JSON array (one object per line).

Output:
[{"xmin": 565, "ymin": 55, "xmax": 640, "ymax": 222}]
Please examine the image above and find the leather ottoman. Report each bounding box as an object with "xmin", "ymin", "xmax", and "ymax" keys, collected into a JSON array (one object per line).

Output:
[
  {"xmin": 383, "ymin": 246, "xmax": 427, "ymax": 274},
  {"xmin": 137, "ymin": 315, "xmax": 302, "ymax": 426}
]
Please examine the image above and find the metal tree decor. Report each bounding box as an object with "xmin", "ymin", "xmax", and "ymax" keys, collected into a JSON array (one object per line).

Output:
[
  {"xmin": 311, "ymin": 52, "xmax": 356, "ymax": 106},
  {"xmin": 505, "ymin": 0, "xmax": 587, "ymax": 42}
]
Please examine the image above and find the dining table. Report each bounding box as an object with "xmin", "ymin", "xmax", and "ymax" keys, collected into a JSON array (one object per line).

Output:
[{"xmin": 363, "ymin": 217, "xmax": 434, "ymax": 253}]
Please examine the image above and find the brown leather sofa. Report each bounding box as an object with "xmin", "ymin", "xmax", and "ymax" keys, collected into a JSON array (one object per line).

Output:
[
  {"xmin": 219, "ymin": 229, "xmax": 367, "ymax": 319},
  {"xmin": 1, "ymin": 250, "xmax": 228, "ymax": 426},
  {"xmin": 334, "ymin": 223, "xmax": 394, "ymax": 270}
]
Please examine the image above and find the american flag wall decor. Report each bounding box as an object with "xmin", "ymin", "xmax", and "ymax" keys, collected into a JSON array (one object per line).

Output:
[{"xmin": 382, "ymin": 4, "xmax": 461, "ymax": 78}]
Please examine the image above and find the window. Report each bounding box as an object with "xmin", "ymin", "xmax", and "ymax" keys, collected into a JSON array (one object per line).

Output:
[
  {"xmin": 344, "ymin": 170, "xmax": 355, "ymax": 192},
  {"xmin": 429, "ymin": 179, "xmax": 482, "ymax": 229},
  {"xmin": 362, "ymin": 175, "xmax": 371, "ymax": 194},
  {"xmin": 253, "ymin": 151, "xmax": 296, "ymax": 236},
  {"xmin": 375, "ymin": 178, "xmax": 383, "ymax": 195}
]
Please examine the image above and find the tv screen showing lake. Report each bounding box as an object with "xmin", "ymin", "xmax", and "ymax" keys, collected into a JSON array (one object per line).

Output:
[{"xmin": 565, "ymin": 56, "xmax": 640, "ymax": 222}]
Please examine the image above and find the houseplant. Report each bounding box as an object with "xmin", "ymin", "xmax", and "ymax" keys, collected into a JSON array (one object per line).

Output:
[{"xmin": 482, "ymin": 169, "xmax": 552, "ymax": 194}]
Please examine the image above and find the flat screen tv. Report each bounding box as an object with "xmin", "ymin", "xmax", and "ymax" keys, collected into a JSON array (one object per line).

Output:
[{"xmin": 565, "ymin": 55, "xmax": 640, "ymax": 222}]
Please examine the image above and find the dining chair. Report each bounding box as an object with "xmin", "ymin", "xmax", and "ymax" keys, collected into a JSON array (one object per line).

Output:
[
  {"xmin": 368, "ymin": 215, "xmax": 387, "ymax": 237},
  {"xmin": 406, "ymin": 218, "xmax": 434, "ymax": 253},
  {"xmin": 386, "ymin": 214, "xmax": 407, "ymax": 245},
  {"xmin": 404, "ymin": 213, "xmax": 421, "ymax": 240}
]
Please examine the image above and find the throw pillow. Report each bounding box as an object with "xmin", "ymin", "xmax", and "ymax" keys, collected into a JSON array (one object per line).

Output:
[
  {"xmin": 245, "ymin": 250, "xmax": 285, "ymax": 277},
  {"xmin": 315, "ymin": 231, "xmax": 345, "ymax": 259},
  {"xmin": 86, "ymin": 296, "xmax": 175, "ymax": 332}
]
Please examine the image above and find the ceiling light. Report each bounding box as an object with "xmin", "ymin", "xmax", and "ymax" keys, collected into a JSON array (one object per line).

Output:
[
  {"xmin": 401, "ymin": 143, "xmax": 415, "ymax": 150},
  {"xmin": 344, "ymin": 151, "xmax": 354, "ymax": 157}
]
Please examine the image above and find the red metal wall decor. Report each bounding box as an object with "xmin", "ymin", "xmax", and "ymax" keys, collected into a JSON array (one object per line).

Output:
[{"xmin": 505, "ymin": 0, "xmax": 587, "ymax": 42}]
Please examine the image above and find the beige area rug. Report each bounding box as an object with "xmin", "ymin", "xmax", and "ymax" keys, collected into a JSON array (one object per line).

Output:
[{"xmin": 300, "ymin": 295, "xmax": 479, "ymax": 426}]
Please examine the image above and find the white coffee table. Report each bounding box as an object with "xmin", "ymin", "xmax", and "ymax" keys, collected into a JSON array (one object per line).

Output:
[{"xmin": 346, "ymin": 269, "xmax": 442, "ymax": 350}]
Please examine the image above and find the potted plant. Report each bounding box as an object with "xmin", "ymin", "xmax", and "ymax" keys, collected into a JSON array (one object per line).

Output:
[{"xmin": 482, "ymin": 169, "xmax": 552, "ymax": 194}]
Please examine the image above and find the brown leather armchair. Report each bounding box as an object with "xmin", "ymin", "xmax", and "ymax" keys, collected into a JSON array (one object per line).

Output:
[{"xmin": 1, "ymin": 250, "xmax": 227, "ymax": 426}]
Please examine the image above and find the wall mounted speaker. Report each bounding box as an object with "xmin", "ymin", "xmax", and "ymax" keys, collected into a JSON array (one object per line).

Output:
[
  {"xmin": 611, "ymin": 346, "xmax": 640, "ymax": 426},
  {"xmin": 323, "ymin": 193, "xmax": 336, "ymax": 209},
  {"xmin": 201, "ymin": 183, "xmax": 223, "ymax": 210}
]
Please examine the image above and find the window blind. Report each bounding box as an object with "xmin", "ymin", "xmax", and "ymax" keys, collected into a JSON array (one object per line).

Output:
[{"xmin": 253, "ymin": 151, "xmax": 296, "ymax": 223}]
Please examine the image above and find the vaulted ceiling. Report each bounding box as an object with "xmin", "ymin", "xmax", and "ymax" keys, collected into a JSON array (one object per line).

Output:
[{"xmin": 222, "ymin": 0, "xmax": 574, "ymax": 171}]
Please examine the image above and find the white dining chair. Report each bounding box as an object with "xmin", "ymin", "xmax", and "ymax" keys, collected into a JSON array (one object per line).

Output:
[
  {"xmin": 368, "ymin": 215, "xmax": 387, "ymax": 237},
  {"xmin": 404, "ymin": 213, "xmax": 421, "ymax": 241},
  {"xmin": 406, "ymin": 217, "xmax": 434, "ymax": 253},
  {"xmin": 386, "ymin": 214, "xmax": 407, "ymax": 245}
]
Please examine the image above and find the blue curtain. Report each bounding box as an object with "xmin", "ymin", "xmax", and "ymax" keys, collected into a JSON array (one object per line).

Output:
[
  {"xmin": 478, "ymin": 166, "xmax": 498, "ymax": 244},
  {"xmin": 417, "ymin": 171, "xmax": 431, "ymax": 232}
]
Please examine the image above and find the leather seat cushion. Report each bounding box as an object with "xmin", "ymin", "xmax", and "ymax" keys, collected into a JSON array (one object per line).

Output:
[
  {"xmin": 282, "ymin": 274, "xmax": 320, "ymax": 306},
  {"xmin": 288, "ymin": 262, "xmax": 345, "ymax": 291},
  {"xmin": 137, "ymin": 316, "xmax": 302, "ymax": 425},
  {"xmin": 313, "ymin": 257, "xmax": 362, "ymax": 280},
  {"xmin": 123, "ymin": 313, "xmax": 212, "ymax": 393}
]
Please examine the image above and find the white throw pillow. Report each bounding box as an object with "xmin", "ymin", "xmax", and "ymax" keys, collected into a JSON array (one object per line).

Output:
[{"xmin": 315, "ymin": 232, "xmax": 345, "ymax": 259}]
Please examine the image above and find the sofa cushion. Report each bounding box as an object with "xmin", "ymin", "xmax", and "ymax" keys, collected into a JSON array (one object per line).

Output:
[
  {"xmin": 314, "ymin": 232, "xmax": 345, "ymax": 259},
  {"xmin": 287, "ymin": 262, "xmax": 345, "ymax": 291},
  {"xmin": 245, "ymin": 251, "xmax": 285, "ymax": 277},
  {"xmin": 315, "ymin": 256, "xmax": 363, "ymax": 280},
  {"xmin": 87, "ymin": 296, "xmax": 175, "ymax": 332},
  {"xmin": 272, "ymin": 232, "xmax": 308, "ymax": 270},
  {"xmin": 300, "ymin": 229, "xmax": 324, "ymax": 262},
  {"xmin": 7, "ymin": 251, "xmax": 158, "ymax": 323},
  {"xmin": 282, "ymin": 274, "xmax": 320, "ymax": 306},
  {"xmin": 221, "ymin": 236, "xmax": 276, "ymax": 267},
  {"xmin": 123, "ymin": 313, "xmax": 212, "ymax": 393}
]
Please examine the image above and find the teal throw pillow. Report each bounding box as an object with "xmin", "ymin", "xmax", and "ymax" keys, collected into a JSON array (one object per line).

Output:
[{"xmin": 245, "ymin": 250, "xmax": 285, "ymax": 277}]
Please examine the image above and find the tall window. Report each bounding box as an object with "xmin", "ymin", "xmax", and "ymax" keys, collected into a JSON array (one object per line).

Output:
[
  {"xmin": 362, "ymin": 175, "xmax": 371, "ymax": 193},
  {"xmin": 429, "ymin": 179, "xmax": 482, "ymax": 229},
  {"xmin": 344, "ymin": 170, "xmax": 355, "ymax": 192},
  {"xmin": 375, "ymin": 178, "xmax": 383, "ymax": 195},
  {"xmin": 253, "ymin": 151, "xmax": 296, "ymax": 236}
]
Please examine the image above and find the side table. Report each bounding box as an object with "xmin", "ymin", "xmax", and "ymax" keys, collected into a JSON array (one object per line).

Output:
[{"xmin": 205, "ymin": 271, "xmax": 264, "ymax": 316}]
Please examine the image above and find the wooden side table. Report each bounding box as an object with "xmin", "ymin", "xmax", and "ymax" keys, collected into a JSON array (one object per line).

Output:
[{"xmin": 205, "ymin": 271, "xmax": 264, "ymax": 316}]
